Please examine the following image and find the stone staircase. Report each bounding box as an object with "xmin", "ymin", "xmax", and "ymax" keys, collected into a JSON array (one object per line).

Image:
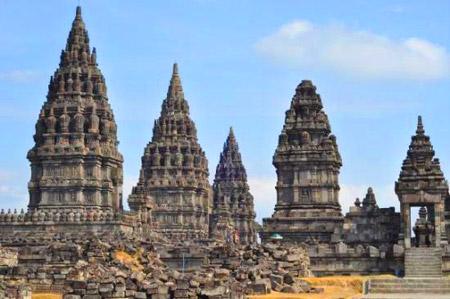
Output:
[
  {"xmin": 404, "ymin": 247, "xmax": 442, "ymax": 277},
  {"xmin": 362, "ymin": 247, "xmax": 450, "ymax": 298},
  {"xmin": 363, "ymin": 278, "xmax": 450, "ymax": 298}
]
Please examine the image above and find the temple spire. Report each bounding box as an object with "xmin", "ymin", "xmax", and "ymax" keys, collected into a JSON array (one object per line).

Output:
[
  {"xmin": 61, "ymin": 6, "xmax": 90, "ymax": 67},
  {"xmin": 416, "ymin": 115, "xmax": 425, "ymax": 136},
  {"xmin": 167, "ymin": 63, "xmax": 184, "ymax": 101},
  {"xmin": 75, "ymin": 6, "xmax": 82, "ymax": 20},
  {"xmin": 211, "ymin": 129, "xmax": 256, "ymax": 244},
  {"xmin": 228, "ymin": 127, "xmax": 236, "ymax": 144}
]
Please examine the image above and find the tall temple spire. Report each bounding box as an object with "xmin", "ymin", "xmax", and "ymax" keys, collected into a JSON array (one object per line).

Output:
[
  {"xmin": 211, "ymin": 128, "xmax": 256, "ymax": 244},
  {"xmin": 27, "ymin": 6, "xmax": 123, "ymax": 213},
  {"xmin": 261, "ymin": 80, "xmax": 343, "ymax": 244},
  {"xmin": 129, "ymin": 64, "xmax": 211, "ymax": 241}
]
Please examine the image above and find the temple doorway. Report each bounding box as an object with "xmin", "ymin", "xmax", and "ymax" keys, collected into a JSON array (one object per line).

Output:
[{"xmin": 410, "ymin": 205, "xmax": 435, "ymax": 248}]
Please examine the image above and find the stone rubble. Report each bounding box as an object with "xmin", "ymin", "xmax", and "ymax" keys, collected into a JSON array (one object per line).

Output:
[{"xmin": 0, "ymin": 233, "xmax": 315, "ymax": 298}]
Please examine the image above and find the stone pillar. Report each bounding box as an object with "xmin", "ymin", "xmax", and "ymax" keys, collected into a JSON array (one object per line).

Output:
[
  {"xmin": 434, "ymin": 203, "xmax": 441, "ymax": 247},
  {"xmin": 402, "ymin": 203, "xmax": 411, "ymax": 248}
]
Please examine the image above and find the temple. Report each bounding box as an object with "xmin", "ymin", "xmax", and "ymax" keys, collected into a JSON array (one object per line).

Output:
[
  {"xmin": 395, "ymin": 116, "xmax": 448, "ymax": 248},
  {"xmin": 128, "ymin": 64, "xmax": 212, "ymax": 241},
  {"xmin": 1, "ymin": 6, "xmax": 450, "ymax": 298},
  {"xmin": 0, "ymin": 7, "xmax": 136, "ymax": 237},
  {"xmin": 261, "ymin": 80, "xmax": 343, "ymax": 243},
  {"xmin": 210, "ymin": 128, "xmax": 257, "ymax": 244}
]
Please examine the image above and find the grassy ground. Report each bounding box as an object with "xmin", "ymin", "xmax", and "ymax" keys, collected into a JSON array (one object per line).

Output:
[{"xmin": 248, "ymin": 275, "xmax": 396, "ymax": 299}]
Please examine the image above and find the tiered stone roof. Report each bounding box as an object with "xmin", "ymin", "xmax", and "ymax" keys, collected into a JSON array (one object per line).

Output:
[
  {"xmin": 211, "ymin": 128, "xmax": 256, "ymax": 244},
  {"xmin": 396, "ymin": 116, "xmax": 447, "ymax": 193},
  {"xmin": 27, "ymin": 6, "xmax": 123, "ymax": 213},
  {"xmin": 129, "ymin": 64, "xmax": 211, "ymax": 241},
  {"xmin": 261, "ymin": 80, "xmax": 343, "ymax": 243}
]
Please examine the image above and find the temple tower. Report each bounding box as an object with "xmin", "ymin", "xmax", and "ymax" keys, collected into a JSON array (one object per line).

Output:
[
  {"xmin": 261, "ymin": 80, "xmax": 343, "ymax": 243},
  {"xmin": 129, "ymin": 64, "xmax": 211, "ymax": 241},
  {"xmin": 27, "ymin": 7, "xmax": 123, "ymax": 213},
  {"xmin": 210, "ymin": 128, "xmax": 257, "ymax": 244},
  {"xmin": 396, "ymin": 116, "xmax": 448, "ymax": 248}
]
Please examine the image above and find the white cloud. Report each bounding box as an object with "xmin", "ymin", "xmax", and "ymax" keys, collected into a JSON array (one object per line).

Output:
[
  {"xmin": 0, "ymin": 70, "xmax": 40, "ymax": 83},
  {"xmin": 256, "ymin": 20, "xmax": 450, "ymax": 80}
]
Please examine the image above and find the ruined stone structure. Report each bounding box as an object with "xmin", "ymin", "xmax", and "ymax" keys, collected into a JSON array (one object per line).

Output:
[
  {"xmin": 2, "ymin": 8, "xmax": 450, "ymax": 298},
  {"xmin": 210, "ymin": 128, "xmax": 257, "ymax": 244},
  {"xmin": 27, "ymin": 7, "xmax": 123, "ymax": 214},
  {"xmin": 395, "ymin": 116, "xmax": 448, "ymax": 248},
  {"xmin": 261, "ymin": 80, "xmax": 343, "ymax": 244},
  {"xmin": 129, "ymin": 64, "xmax": 211, "ymax": 241},
  {"xmin": 259, "ymin": 80, "xmax": 450, "ymax": 278},
  {"xmin": 340, "ymin": 187, "xmax": 400, "ymax": 246}
]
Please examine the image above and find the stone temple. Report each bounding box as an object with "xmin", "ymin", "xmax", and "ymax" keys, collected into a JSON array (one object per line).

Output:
[
  {"xmin": 28, "ymin": 7, "xmax": 124, "ymax": 214},
  {"xmin": 261, "ymin": 80, "xmax": 343, "ymax": 243},
  {"xmin": 129, "ymin": 64, "xmax": 212, "ymax": 241},
  {"xmin": 210, "ymin": 128, "xmax": 257, "ymax": 244},
  {"xmin": 0, "ymin": 7, "xmax": 139, "ymax": 237},
  {"xmin": 1, "ymin": 6, "xmax": 450, "ymax": 298}
]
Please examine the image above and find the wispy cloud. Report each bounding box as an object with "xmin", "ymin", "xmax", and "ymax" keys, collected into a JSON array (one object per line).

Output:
[
  {"xmin": 256, "ymin": 20, "xmax": 450, "ymax": 80},
  {"xmin": 0, "ymin": 70, "xmax": 41, "ymax": 83}
]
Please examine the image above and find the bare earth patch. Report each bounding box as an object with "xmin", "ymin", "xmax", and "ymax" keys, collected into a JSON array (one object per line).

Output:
[
  {"xmin": 32, "ymin": 293, "xmax": 62, "ymax": 299},
  {"xmin": 248, "ymin": 275, "xmax": 396, "ymax": 299}
]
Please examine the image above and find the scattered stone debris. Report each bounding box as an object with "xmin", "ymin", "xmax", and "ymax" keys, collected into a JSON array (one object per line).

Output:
[{"xmin": 0, "ymin": 232, "xmax": 317, "ymax": 298}]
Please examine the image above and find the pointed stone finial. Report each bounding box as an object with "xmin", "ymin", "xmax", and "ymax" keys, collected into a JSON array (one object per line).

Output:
[
  {"xmin": 362, "ymin": 187, "xmax": 377, "ymax": 208},
  {"xmin": 416, "ymin": 115, "xmax": 425, "ymax": 135},
  {"xmin": 75, "ymin": 6, "xmax": 82, "ymax": 20},
  {"xmin": 228, "ymin": 127, "xmax": 236, "ymax": 142},
  {"xmin": 167, "ymin": 63, "xmax": 184, "ymax": 100}
]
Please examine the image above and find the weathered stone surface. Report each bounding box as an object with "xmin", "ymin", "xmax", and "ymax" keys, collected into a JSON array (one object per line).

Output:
[
  {"xmin": 396, "ymin": 116, "xmax": 448, "ymax": 248},
  {"xmin": 128, "ymin": 63, "xmax": 211, "ymax": 241},
  {"xmin": 26, "ymin": 6, "xmax": 123, "ymax": 214},
  {"xmin": 210, "ymin": 128, "xmax": 257, "ymax": 244},
  {"xmin": 261, "ymin": 80, "xmax": 344, "ymax": 244}
]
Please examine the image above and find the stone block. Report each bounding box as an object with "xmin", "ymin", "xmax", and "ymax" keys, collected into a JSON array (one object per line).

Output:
[
  {"xmin": 369, "ymin": 246, "xmax": 380, "ymax": 258},
  {"xmin": 134, "ymin": 292, "xmax": 146, "ymax": 299},
  {"xmin": 248, "ymin": 279, "xmax": 271, "ymax": 295}
]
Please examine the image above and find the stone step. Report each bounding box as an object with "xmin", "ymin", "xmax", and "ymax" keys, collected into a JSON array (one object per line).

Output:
[
  {"xmin": 404, "ymin": 247, "xmax": 443, "ymax": 277},
  {"xmin": 366, "ymin": 278, "xmax": 450, "ymax": 295},
  {"xmin": 363, "ymin": 294, "xmax": 450, "ymax": 299}
]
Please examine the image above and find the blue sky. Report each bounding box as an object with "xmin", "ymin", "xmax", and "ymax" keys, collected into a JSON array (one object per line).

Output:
[{"xmin": 0, "ymin": 1, "xmax": 449, "ymax": 222}]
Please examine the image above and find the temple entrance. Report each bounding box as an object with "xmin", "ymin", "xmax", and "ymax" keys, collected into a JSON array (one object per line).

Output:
[
  {"xmin": 411, "ymin": 206, "xmax": 434, "ymax": 247},
  {"xmin": 400, "ymin": 195, "xmax": 444, "ymax": 249}
]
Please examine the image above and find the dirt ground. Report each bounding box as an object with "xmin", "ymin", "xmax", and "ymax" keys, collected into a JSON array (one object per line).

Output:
[
  {"xmin": 32, "ymin": 294, "xmax": 62, "ymax": 299},
  {"xmin": 248, "ymin": 275, "xmax": 396, "ymax": 299}
]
